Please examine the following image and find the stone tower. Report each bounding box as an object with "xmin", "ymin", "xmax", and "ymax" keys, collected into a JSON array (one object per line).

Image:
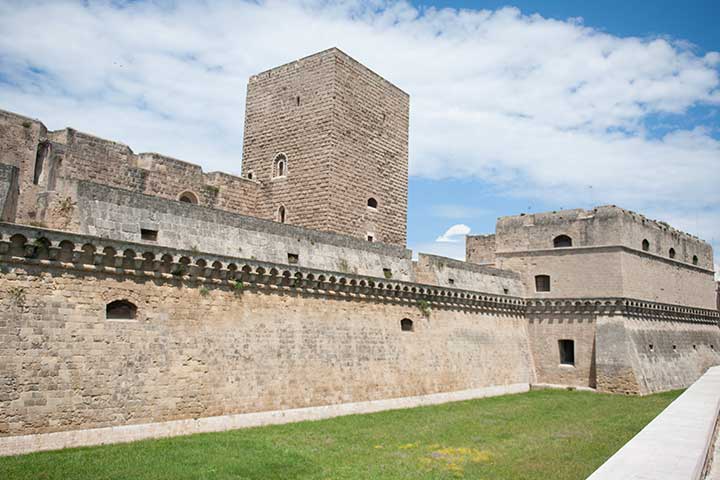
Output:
[{"xmin": 241, "ymin": 48, "xmax": 409, "ymax": 246}]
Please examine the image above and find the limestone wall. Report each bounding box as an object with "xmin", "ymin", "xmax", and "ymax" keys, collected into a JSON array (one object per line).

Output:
[
  {"xmin": 0, "ymin": 163, "xmax": 18, "ymax": 222},
  {"xmin": 465, "ymin": 234, "xmax": 496, "ymax": 265},
  {"xmin": 0, "ymin": 225, "xmax": 532, "ymax": 438},
  {"xmin": 72, "ymin": 181, "xmax": 414, "ymax": 280},
  {"xmin": 414, "ymin": 253, "xmax": 524, "ymax": 297}
]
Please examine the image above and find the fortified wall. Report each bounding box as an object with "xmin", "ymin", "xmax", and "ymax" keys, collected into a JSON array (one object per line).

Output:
[{"xmin": 0, "ymin": 48, "xmax": 719, "ymax": 455}]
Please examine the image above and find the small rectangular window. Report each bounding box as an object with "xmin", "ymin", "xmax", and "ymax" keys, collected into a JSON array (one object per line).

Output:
[
  {"xmin": 559, "ymin": 339, "xmax": 575, "ymax": 365},
  {"xmin": 503, "ymin": 287, "xmax": 509, "ymax": 295},
  {"xmin": 448, "ymin": 278, "xmax": 455, "ymax": 285},
  {"xmin": 535, "ymin": 275, "xmax": 551, "ymax": 292},
  {"xmin": 383, "ymin": 268, "xmax": 392, "ymax": 279},
  {"xmin": 141, "ymin": 229, "xmax": 158, "ymax": 241},
  {"xmin": 288, "ymin": 253, "xmax": 299, "ymax": 264},
  {"xmin": 367, "ymin": 235, "xmax": 374, "ymax": 242}
]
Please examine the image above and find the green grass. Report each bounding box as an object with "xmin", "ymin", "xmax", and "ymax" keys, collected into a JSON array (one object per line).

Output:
[{"xmin": 0, "ymin": 389, "xmax": 681, "ymax": 480}]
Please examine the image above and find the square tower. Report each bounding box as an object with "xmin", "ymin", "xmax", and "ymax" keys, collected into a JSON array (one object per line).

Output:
[{"xmin": 241, "ymin": 48, "xmax": 409, "ymax": 246}]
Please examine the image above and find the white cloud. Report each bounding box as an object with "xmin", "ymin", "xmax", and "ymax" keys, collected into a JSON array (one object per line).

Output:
[
  {"xmin": 435, "ymin": 223, "xmax": 471, "ymax": 242},
  {"xmin": 0, "ymin": 0, "xmax": 718, "ymax": 247}
]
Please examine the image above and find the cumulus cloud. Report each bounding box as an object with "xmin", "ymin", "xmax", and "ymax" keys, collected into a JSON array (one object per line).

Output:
[
  {"xmin": 436, "ymin": 224, "xmax": 471, "ymax": 242},
  {"xmin": 0, "ymin": 0, "xmax": 718, "ymax": 257}
]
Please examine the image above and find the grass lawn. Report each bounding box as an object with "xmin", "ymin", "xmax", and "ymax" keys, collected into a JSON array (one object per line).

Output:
[{"xmin": 0, "ymin": 388, "xmax": 681, "ymax": 480}]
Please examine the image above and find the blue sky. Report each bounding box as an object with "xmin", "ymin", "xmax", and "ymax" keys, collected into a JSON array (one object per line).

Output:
[{"xmin": 0, "ymin": 0, "xmax": 718, "ymax": 275}]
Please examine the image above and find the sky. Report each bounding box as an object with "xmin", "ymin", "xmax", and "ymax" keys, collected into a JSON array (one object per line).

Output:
[{"xmin": 0, "ymin": 0, "xmax": 718, "ymax": 277}]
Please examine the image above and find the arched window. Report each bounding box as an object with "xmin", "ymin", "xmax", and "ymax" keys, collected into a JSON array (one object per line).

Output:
[
  {"xmin": 535, "ymin": 274, "xmax": 551, "ymax": 292},
  {"xmin": 553, "ymin": 235, "xmax": 572, "ymax": 248},
  {"xmin": 692, "ymin": 255, "xmax": 698, "ymax": 266},
  {"xmin": 273, "ymin": 154, "xmax": 287, "ymax": 178},
  {"xmin": 106, "ymin": 300, "xmax": 137, "ymax": 320},
  {"xmin": 400, "ymin": 318, "xmax": 414, "ymax": 332},
  {"xmin": 247, "ymin": 171, "xmax": 253, "ymax": 180},
  {"xmin": 367, "ymin": 197, "xmax": 378, "ymax": 209},
  {"xmin": 669, "ymin": 248, "xmax": 676, "ymax": 259},
  {"xmin": 178, "ymin": 191, "xmax": 198, "ymax": 204},
  {"xmin": 642, "ymin": 239, "xmax": 650, "ymax": 252},
  {"xmin": 276, "ymin": 205, "xmax": 286, "ymax": 223}
]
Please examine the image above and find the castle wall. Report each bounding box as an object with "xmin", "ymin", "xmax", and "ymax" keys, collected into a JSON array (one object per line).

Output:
[
  {"xmin": 0, "ymin": 227, "xmax": 532, "ymax": 438},
  {"xmin": 465, "ymin": 234, "xmax": 496, "ymax": 265},
  {"xmin": 327, "ymin": 49, "xmax": 409, "ymax": 246},
  {"xmin": 0, "ymin": 164, "xmax": 19, "ymax": 222},
  {"xmin": 73, "ymin": 181, "xmax": 414, "ymax": 280},
  {"xmin": 596, "ymin": 315, "xmax": 720, "ymax": 395},
  {"xmin": 414, "ymin": 253, "xmax": 524, "ymax": 297},
  {"xmin": 495, "ymin": 206, "xmax": 713, "ymax": 269}
]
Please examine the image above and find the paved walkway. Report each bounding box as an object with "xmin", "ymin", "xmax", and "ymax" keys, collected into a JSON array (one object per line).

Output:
[{"xmin": 708, "ymin": 428, "xmax": 720, "ymax": 480}]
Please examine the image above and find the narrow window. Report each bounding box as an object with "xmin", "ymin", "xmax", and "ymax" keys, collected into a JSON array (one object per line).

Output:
[
  {"xmin": 367, "ymin": 198, "xmax": 378, "ymax": 209},
  {"xmin": 33, "ymin": 141, "xmax": 51, "ymax": 185},
  {"xmin": 553, "ymin": 235, "xmax": 572, "ymax": 248},
  {"xmin": 295, "ymin": 96, "xmax": 300, "ymax": 106},
  {"xmin": 277, "ymin": 205, "xmax": 286, "ymax": 223},
  {"xmin": 400, "ymin": 318, "xmax": 414, "ymax": 332},
  {"xmin": 448, "ymin": 278, "xmax": 455, "ymax": 286},
  {"xmin": 535, "ymin": 274, "xmax": 551, "ymax": 292},
  {"xmin": 367, "ymin": 234, "xmax": 374, "ymax": 242},
  {"xmin": 287, "ymin": 253, "xmax": 299, "ymax": 264},
  {"xmin": 648, "ymin": 344, "xmax": 654, "ymax": 352},
  {"xmin": 273, "ymin": 154, "xmax": 287, "ymax": 178},
  {"xmin": 642, "ymin": 239, "xmax": 650, "ymax": 252},
  {"xmin": 247, "ymin": 171, "xmax": 253, "ymax": 180},
  {"xmin": 669, "ymin": 248, "xmax": 676, "ymax": 259},
  {"xmin": 692, "ymin": 255, "xmax": 698, "ymax": 266},
  {"xmin": 106, "ymin": 300, "xmax": 137, "ymax": 320},
  {"xmin": 559, "ymin": 339, "xmax": 575, "ymax": 365},
  {"xmin": 141, "ymin": 229, "xmax": 158, "ymax": 241},
  {"xmin": 178, "ymin": 191, "xmax": 198, "ymax": 204},
  {"xmin": 672, "ymin": 345, "xmax": 677, "ymax": 352},
  {"xmin": 503, "ymin": 287, "xmax": 509, "ymax": 295}
]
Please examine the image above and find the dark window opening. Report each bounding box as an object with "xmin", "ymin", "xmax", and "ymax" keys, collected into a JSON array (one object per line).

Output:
[
  {"xmin": 367, "ymin": 197, "xmax": 378, "ymax": 209},
  {"xmin": 141, "ymin": 229, "xmax": 158, "ymax": 241},
  {"xmin": 33, "ymin": 141, "xmax": 51, "ymax": 185},
  {"xmin": 559, "ymin": 339, "xmax": 575, "ymax": 365},
  {"xmin": 400, "ymin": 318, "xmax": 414, "ymax": 332},
  {"xmin": 553, "ymin": 235, "xmax": 572, "ymax": 248},
  {"xmin": 277, "ymin": 205, "xmax": 286, "ymax": 223},
  {"xmin": 693, "ymin": 344, "xmax": 697, "ymax": 350},
  {"xmin": 642, "ymin": 239, "xmax": 650, "ymax": 252},
  {"xmin": 648, "ymin": 344, "xmax": 654, "ymax": 352},
  {"xmin": 669, "ymin": 248, "xmax": 676, "ymax": 259},
  {"xmin": 692, "ymin": 255, "xmax": 698, "ymax": 266},
  {"xmin": 503, "ymin": 287, "xmax": 509, "ymax": 295},
  {"xmin": 383, "ymin": 268, "xmax": 392, "ymax": 279},
  {"xmin": 672, "ymin": 345, "xmax": 677, "ymax": 352},
  {"xmin": 535, "ymin": 274, "xmax": 551, "ymax": 292},
  {"xmin": 247, "ymin": 172, "xmax": 253, "ymax": 180},
  {"xmin": 287, "ymin": 253, "xmax": 299, "ymax": 264},
  {"xmin": 367, "ymin": 235, "xmax": 374, "ymax": 242},
  {"xmin": 273, "ymin": 154, "xmax": 287, "ymax": 178},
  {"xmin": 448, "ymin": 278, "xmax": 455, "ymax": 285},
  {"xmin": 106, "ymin": 300, "xmax": 137, "ymax": 320},
  {"xmin": 179, "ymin": 192, "xmax": 198, "ymax": 204},
  {"xmin": 295, "ymin": 96, "xmax": 300, "ymax": 106}
]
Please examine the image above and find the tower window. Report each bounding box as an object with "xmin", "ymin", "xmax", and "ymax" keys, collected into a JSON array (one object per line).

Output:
[
  {"xmin": 535, "ymin": 275, "xmax": 551, "ymax": 292},
  {"xmin": 642, "ymin": 239, "xmax": 650, "ymax": 251},
  {"xmin": 367, "ymin": 233, "xmax": 374, "ymax": 242},
  {"xmin": 669, "ymin": 248, "xmax": 676, "ymax": 259},
  {"xmin": 141, "ymin": 229, "xmax": 158, "ymax": 241},
  {"xmin": 367, "ymin": 197, "xmax": 378, "ymax": 209},
  {"xmin": 247, "ymin": 171, "xmax": 253, "ymax": 180},
  {"xmin": 559, "ymin": 340, "xmax": 575, "ymax": 365},
  {"xmin": 106, "ymin": 300, "xmax": 137, "ymax": 320},
  {"xmin": 287, "ymin": 253, "xmax": 299, "ymax": 264},
  {"xmin": 273, "ymin": 154, "xmax": 287, "ymax": 178},
  {"xmin": 400, "ymin": 318, "xmax": 414, "ymax": 332},
  {"xmin": 692, "ymin": 255, "xmax": 698, "ymax": 266},
  {"xmin": 277, "ymin": 205, "xmax": 286, "ymax": 223},
  {"xmin": 178, "ymin": 191, "xmax": 198, "ymax": 204},
  {"xmin": 553, "ymin": 235, "xmax": 572, "ymax": 248}
]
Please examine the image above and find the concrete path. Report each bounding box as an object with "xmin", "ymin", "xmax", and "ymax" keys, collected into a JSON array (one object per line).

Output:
[
  {"xmin": 587, "ymin": 365, "xmax": 720, "ymax": 480},
  {"xmin": 708, "ymin": 430, "xmax": 720, "ymax": 480}
]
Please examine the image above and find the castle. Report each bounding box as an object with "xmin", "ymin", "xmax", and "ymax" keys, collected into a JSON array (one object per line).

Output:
[{"xmin": 0, "ymin": 48, "xmax": 718, "ymax": 455}]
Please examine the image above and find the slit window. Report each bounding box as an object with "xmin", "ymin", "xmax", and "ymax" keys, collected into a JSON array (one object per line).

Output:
[
  {"xmin": 535, "ymin": 274, "xmax": 551, "ymax": 292},
  {"xmin": 141, "ymin": 229, "xmax": 158, "ymax": 241},
  {"xmin": 400, "ymin": 318, "xmax": 414, "ymax": 332},
  {"xmin": 642, "ymin": 239, "xmax": 650, "ymax": 251},
  {"xmin": 553, "ymin": 235, "xmax": 572, "ymax": 248},
  {"xmin": 277, "ymin": 205, "xmax": 286, "ymax": 223},
  {"xmin": 106, "ymin": 300, "xmax": 137, "ymax": 320},
  {"xmin": 669, "ymin": 248, "xmax": 676, "ymax": 259},
  {"xmin": 559, "ymin": 339, "xmax": 575, "ymax": 365},
  {"xmin": 692, "ymin": 255, "xmax": 698, "ymax": 266}
]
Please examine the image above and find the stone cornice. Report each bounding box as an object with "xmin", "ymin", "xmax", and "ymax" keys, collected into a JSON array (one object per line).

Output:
[
  {"xmin": 0, "ymin": 222, "xmax": 524, "ymax": 315},
  {"xmin": 526, "ymin": 298, "xmax": 719, "ymax": 324},
  {"xmin": 1, "ymin": 223, "xmax": 718, "ymax": 324}
]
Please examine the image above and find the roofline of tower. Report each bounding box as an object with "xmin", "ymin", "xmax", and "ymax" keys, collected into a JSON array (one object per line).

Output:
[{"xmin": 249, "ymin": 47, "xmax": 409, "ymax": 97}]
